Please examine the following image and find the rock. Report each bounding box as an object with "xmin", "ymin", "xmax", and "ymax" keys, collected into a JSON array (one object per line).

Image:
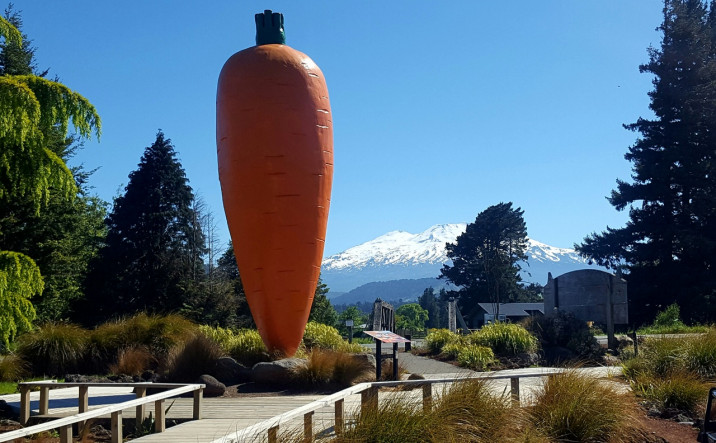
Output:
[
  {"xmin": 141, "ymin": 370, "xmax": 160, "ymax": 383},
  {"xmin": 407, "ymin": 373, "xmax": 425, "ymax": 380},
  {"xmin": 515, "ymin": 352, "xmax": 540, "ymax": 366},
  {"xmin": 601, "ymin": 354, "xmax": 620, "ymax": 366},
  {"xmin": 197, "ymin": 374, "xmax": 226, "ymax": 397},
  {"xmin": 212, "ymin": 357, "xmax": 250, "ymax": 385},
  {"xmin": 0, "ymin": 401, "xmax": 16, "ymax": 419},
  {"xmin": 347, "ymin": 353, "xmax": 377, "ymax": 370},
  {"xmin": 251, "ymin": 358, "xmax": 305, "ymax": 384}
]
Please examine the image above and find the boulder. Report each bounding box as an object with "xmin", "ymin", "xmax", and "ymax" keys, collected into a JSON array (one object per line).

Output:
[
  {"xmin": 212, "ymin": 357, "xmax": 250, "ymax": 385},
  {"xmin": 251, "ymin": 358, "xmax": 305, "ymax": 384},
  {"xmin": 347, "ymin": 353, "xmax": 377, "ymax": 370},
  {"xmin": 197, "ymin": 374, "xmax": 226, "ymax": 397}
]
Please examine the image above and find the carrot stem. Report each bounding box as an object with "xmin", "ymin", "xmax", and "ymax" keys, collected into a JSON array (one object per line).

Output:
[{"xmin": 255, "ymin": 10, "xmax": 285, "ymax": 45}]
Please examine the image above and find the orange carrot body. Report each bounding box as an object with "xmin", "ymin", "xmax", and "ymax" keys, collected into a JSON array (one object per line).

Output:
[{"xmin": 216, "ymin": 15, "xmax": 333, "ymax": 356}]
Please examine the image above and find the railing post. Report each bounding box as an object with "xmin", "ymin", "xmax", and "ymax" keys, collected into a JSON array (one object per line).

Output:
[
  {"xmin": 193, "ymin": 387, "xmax": 203, "ymax": 420},
  {"xmin": 155, "ymin": 399, "xmax": 166, "ymax": 433},
  {"xmin": 19, "ymin": 385, "xmax": 31, "ymax": 425},
  {"xmin": 268, "ymin": 425, "xmax": 279, "ymax": 443},
  {"xmin": 361, "ymin": 386, "xmax": 379, "ymax": 415},
  {"xmin": 39, "ymin": 386, "xmax": 50, "ymax": 415},
  {"xmin": 334, "ymin": 398, "xmax": 344, "ymax": 435},
  {"xmin": 59, "ymin": 424, "xmax": 72, "ymax": 443},
  {"xmin": 510, "ymin": 377, "xmax": 520, "ymax": 406},
  {"xmin": 303, "ymin": 411, "xmax": 314, "ymax": 442},
  {"xmin": 78, "ymin": 385, "xmax": 89, "ymax": 430},
  {"xmin": 422, "ymin": 383, "xmax": 433, "ymax": 411},
  {"xmin": 135, "ymin": 386, "xmax": 146, "ymax": 431},
  {"xmin": 111, "ymin": 410, "xmax": 123, "ymax": 443}
]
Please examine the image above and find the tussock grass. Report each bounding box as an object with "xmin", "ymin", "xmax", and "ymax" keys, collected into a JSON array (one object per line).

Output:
[
  {"xmin": 0, "ymin": 352, "xmax": 28, "ymax": 381},
  {"xmin": 302, "ymin": 322, "xmax": 364, "ymax": 353},
  {"xmin": 291, "ymin": 349, "xmax": 373, "ymax": 387},
  {"xmin": 164, "ymin": 334, "xmax": 225, "ymax": 382},
  {"xmin": 109, "ymin": 346, "xmax": 156, "ymax": 376},
  {"xmin": 630, "ymin": 369, "xmax": 707, "ymax": 413},
  {"xmin": 684, "ymin": 326, "xmax": 716, "ymax": 377},
  {"xmin": 529, "ymin": 370, "xmax": 643, "ymax": 442},
  {"xmin": 456, "ymin": 344, "xmax": 495, "ymax": 370},
  {"xmin": 467, "ymin": 322, "xmax": 538, "ymax": 356},
  {"xmin": 17, "ymin": 323, "xmax": 89, "ymax": 376}
]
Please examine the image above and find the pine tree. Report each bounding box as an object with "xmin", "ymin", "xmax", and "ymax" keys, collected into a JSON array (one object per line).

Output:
[
  {"xmin": 308, "ymin": 277, "xmax": 338, "ymax": 326},
  {"xmin": 577, "ymin": 0, "xmax": 716, "ymax": 325},
  {"xmin": 440, "ymin": 202, "xmax": 528, "ymax": 323},
  {"xmin": 418, "ymin": 287, "xmax": 441, "ymax": 329},
  {"xmin": 0, "ymin": 13, "xmax": 100, "ymax": 345},
  {"xmin": 83, "ymin": 132, "xmax": 204, "ymax": 321}
]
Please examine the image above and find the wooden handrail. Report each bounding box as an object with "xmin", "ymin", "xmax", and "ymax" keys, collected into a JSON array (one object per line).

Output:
[
  {"xmin": 214, "ymin": 367, "xmax": 619, "ymax": 443},
  {"xmin": 1, "ymin": 383, "xmax": 204, "ymax": 443}
]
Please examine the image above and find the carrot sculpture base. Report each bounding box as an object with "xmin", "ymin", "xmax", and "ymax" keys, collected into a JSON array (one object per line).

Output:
[{"xmin": 216, "ymin": 10, "xmax": 333, "ymax": 357}]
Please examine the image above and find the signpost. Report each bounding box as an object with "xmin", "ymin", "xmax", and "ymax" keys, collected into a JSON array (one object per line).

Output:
[
  {"xmin": 364, "ymin": 331, "xmax": 410, "ymax": 381},
  {"xmin": 345, "ymin": 319, "xmax": 354, "ymax": 344}
]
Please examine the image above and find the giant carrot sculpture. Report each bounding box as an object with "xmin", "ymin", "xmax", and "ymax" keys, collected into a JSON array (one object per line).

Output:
[{"xmin": 216, "ymin": 10, "xmax": 333, "ymax": 356}]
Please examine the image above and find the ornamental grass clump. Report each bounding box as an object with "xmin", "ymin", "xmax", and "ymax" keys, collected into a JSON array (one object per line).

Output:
[
  {"xmin": 456, "ymin": 344, "xmax": 495, "ymax": 370},
  {"xmin": 164, "ymin": 334, "xmax": 225, "ymax": 382},
  {"xmin": 17, "ymin": 323, "xmax": 89, "ymax": 376},
  {"xmin": 529, "ymin": 370, "xmax": 643, "ymax": 442},
  {"xmin": 0, "ymin": 352, "xmax": 28, "ymax": 382},
  {"xmin": 302, "ymin": 321, "xmax": 363, "ymax": 353},
  {"xmin": 684, "ymin": 326, "xmax": 716, "ymax": 378},
  {"xmin": 425, "ymin": 328, "xmax": 459, "ymax": 354},
  {"xmin": 109, "ymin": 346, "xmax": 156, "ymax": 377},
  {"xmin": 225, "ymin": 329, "xmax": 269, "ymax": 366},
  {"xmin": 630, "ymin": 369, "xmax": 707, "ymax": 413},
  {"xmin": 468, "ymin": 322, "xmax": 537, "ymax": 356},
  {"xmin": 291, "ymin": 348, "xmax": 372, "ymax": 387}
]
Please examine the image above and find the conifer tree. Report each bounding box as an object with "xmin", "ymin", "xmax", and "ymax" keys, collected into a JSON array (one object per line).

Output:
[
  {"xmin": 0, "ymin": 13, "xmax": 100, "ymax": 345},
  {"xmin": 308, "ymin": 277, "xmax": 338, "ymax": 326},
  {"xmin": 577, "ymin": 0, "xmax": 716, "ymax": 324},
  {"xmin": 83, "ymin": 132, "xmax": 204, "ymax": 320},
  {"xmin": 441, "ymin": 203, "xmax": 528, "ymax": 323}
]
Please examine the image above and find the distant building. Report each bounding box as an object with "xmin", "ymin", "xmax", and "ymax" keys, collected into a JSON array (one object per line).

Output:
[{"xmin": 472, "ymin": 303, "xmax": 545, "ymax": 328}]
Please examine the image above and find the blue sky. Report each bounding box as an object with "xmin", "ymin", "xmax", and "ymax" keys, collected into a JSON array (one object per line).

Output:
[{"xmin": 12, "ymin": 1, "xmax": 663, "ymax": 256}]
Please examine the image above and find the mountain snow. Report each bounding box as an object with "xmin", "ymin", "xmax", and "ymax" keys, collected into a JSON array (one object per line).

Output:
[{"xmin": 321, "ymin": 223, "xmax": 599, "ymax": 293}]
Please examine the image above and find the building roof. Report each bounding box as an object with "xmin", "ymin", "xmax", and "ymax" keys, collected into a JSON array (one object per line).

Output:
[{"xmin": 477, "ymin": 303, "xmax": 545, "ymax": 317}]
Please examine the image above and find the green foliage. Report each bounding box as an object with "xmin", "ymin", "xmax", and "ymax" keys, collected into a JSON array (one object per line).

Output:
[
  {"xmin": 83, "ymin": 132, "xmax": 205, "ymax": 321},
  {"xmin": 684, "ymin": 327, "xmax": 716, "ymax": 377},
  {"xmin": 0, "ymin": 15, "xmax": 22, "ymax": 47},
  {"xmin": 425, "ymin": 328, "xmax": 459, "ymax": 354},
  {"xmin": 441, "ymin": 202, "xmax": 529, "ymax": 323},
  {"xmin": 199, "ymin": 326, "xmax": 268, "ymax": 366},
  {"xmin": 396, "ymin": 303, "xmax": 429, "ymax": 331},
  {"xmin": 530, "ymin": 370, "xmax": 642, "ymax": 441},
  {"xmin": 0, "ymin": 251, "xmax": 41, "ymax": 347},
  {"xmin": 637, "ymin": 303, "xmax": 709, "ymax": 334},
  {"xmin": 440, "ymin": 342, "xmax": 463, "ymax": 360},
  {"xmin": 418, "ymin": 287, "xmax": 445, "ymax": 329},
  {"xmin": 456, "ymin": 344, "xmax": 495, "ymax": 370},
  {"xmin": 576, "ymin": 0, "xmax": 716, "ymax": 325},
  {"xmin": 467, "ymin": 322, "xmax": 537, "ymax": 356},
  {"xmin": 302, "ymin": 321, "xmax": 363, "ymax": 353},
  {"xmin": 307, "ymin": 277, "xmax": 337, "ymax": 326},
  {"xmin": 16, "ymin": 322, "xmax": 89, "ymax": 376},
  {"xmin": 336, "ymin": 306, "xmax": 368, "ymax": 336},
  {"xmin": 631, "ymin": 370, "xmax": 707, "ymax": 413}
]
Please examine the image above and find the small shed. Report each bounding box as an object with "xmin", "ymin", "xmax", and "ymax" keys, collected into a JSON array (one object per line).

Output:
[{"xmin": 472, "ymin": 303, "xmax": 545, "ymax": 328}]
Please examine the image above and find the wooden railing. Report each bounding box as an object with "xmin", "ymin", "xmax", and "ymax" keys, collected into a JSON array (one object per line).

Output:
[
  {"xmin": 0, "ymin": 381, "xmax": 204, "ymax": 443},
  {"xmin": 213, "ymin": 368, "xmax": 599, "ymax": 443}
]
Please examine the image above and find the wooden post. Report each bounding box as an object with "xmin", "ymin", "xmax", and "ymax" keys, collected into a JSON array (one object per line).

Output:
[
  {"xmin": 193, "ymin": 387, "xmax": 203, "ymax": 420},
  {"xmin": 334, "ymin": 399, "xmax": 344, "ymax": 435},
  {"xmin": 20, "ymin": 385, "xmax": 31, "ymax": 425},
  {"xmin": 510, "ymin": 377, "xmax": 520, "ymax": 406},
  {"xmin": 59, "ymin": 424, "xmax": 72, "ymax": 443},
  {"xmin": 392, "ymin": 342, "xmax": 399, "ymax": 381},
  {"xmin": 375, "ymin": 340, "xmax": 382, "ymax": 380},
  {"xmin": 422, "ymin": 384, "xmax": 432, "ymax": 411},
  {"xmin": 39, "ymin": 386, "xmax": 50, "ymax": 415},
  {"xmin": 361, "ymin": 386, "xmax": 378, "ymax": 414},
  {"xmin": 111, "ymin": 410, "xmax": 123, "ymax": 443},
  {"xmin": 631, "ymin": 331, "xmax": 639, "ymax": 356},
  {"xmin": 268, "ymin": 425, "xmax": 278, "ymax": 443},
  {"xmin": 155, "ymin": 399, "xmax": 166, "ymax": 433},
  {"xmin": 303, "ymin": 411, "xmax": 314, "ymax": 443},
  {"xmin": 135, "ymin": 386, "xmax": 146, "ymax": 431},
  {"xmin": 78, "ymin": 385, "xmax": 89, "ymax": 430}
]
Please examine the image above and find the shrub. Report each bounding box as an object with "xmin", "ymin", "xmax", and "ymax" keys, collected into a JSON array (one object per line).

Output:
[
  {"xmin": 440, "ymin": 342, "xmax": 463, "ymax": 360},
  {"xmin": 164, "ymin": 334, "xmax": 225, "ymax": 382},
  {"xmin": 0, "ymin": 353, "xmax": 28, "ymax": 382},
  {"xmin": 529, "ymin": 370, "xmax": 643, "ymax": 441},
  {"xmin": 425, "ymin": 329, "xmax": 459, "ymax": 354},
  {"xmin": 636, "ymin": 337, "xmax": 685, "ymax": 377},
  {"xmin": 225, "ymin": 329, "xmax": 269, "ymax": 366},
  {"xmin": 110, "ymin": 346, "xmax": 156, "ymax": 376},
  {"xmin": 653, "ymin": 303, "xmax": 681, "ymax": 327},
  {"xmin": 302, "ymin": 321, "xmax": 363, "ymax": 353},
  {"xmin": 468, "ymin": 322, "xmax": 537, "ymax": 356},
  {"xmin": 17, "ymin": 323, "xmax": 89, "ymax": 376},
  {"xmin": 524, "ymin": 311, "xmax": 601, "ymax": 360},
  {"xmin": 456, "ymin": 345, "xmax": 495, "ymax": 370}
]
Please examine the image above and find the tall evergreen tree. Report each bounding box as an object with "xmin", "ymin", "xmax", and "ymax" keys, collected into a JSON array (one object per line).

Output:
[
  {"xmin": 308, "ymin": 277, "xmax": 338, "ymax": 326},
  {"xmin": 0, "ymin": 12, "xmax": 100, "ymax": 345},
  {"xmin": 577, "ymin": 0, "xmax": 716, "ymax": 325},
  {"xmin": 83, "ymin": 132, "xmax": 204, "ymax": 321},
  {"xmin": 418, "ymin": 287, "xmax": 441, "ymax": 329},
  {"xmin": 440, "ymin": 202, "xmax": 528, "ymax": 323}
]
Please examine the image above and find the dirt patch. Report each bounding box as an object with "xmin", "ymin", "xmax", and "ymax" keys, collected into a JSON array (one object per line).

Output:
[{"xmin": 635, "ymin": 414, "xmax": 700, "ymax": 443}]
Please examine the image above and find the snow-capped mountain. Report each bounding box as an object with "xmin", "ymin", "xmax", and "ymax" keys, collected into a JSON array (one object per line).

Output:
[{"xmin": 321, "ymin": 223, "xmax": 602, "ymax": 294}]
